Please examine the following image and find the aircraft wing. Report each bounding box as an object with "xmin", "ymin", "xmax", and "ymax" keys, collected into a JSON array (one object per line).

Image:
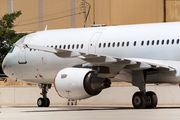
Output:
[
  {"xmin": 123, "ymin": 58, "xmax": 175, "ymax": 71},
  {"xmin": 24, "ymin": 44, "xmax": 82, "ymax": 57},
  {"xmin": 24, "ymin": 44, "xmax": 176, "ymax": 71}
]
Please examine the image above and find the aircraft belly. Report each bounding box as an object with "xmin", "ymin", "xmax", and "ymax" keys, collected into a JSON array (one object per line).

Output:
[{"xmin": 19, "ymin": 78, "xmax": 54, "ymax": 84}]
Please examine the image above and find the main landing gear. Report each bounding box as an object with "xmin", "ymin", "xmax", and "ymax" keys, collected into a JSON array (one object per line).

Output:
[
  {"xmin": 132, "ymin": 91, "xmax": 157, "ymax": 109},
  {"xmin": 37, "ymin": 83, "xmax": 52, "ymax": 107},
  {"xmin": 132, "ymin": 71, "xmax": 158, "ymax": 109}
]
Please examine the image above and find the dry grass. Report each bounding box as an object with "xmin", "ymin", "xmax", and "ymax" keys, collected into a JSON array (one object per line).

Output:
[
  {"xmin": 112, "ymin": 82, "xmax": 131, "ymax": 86},
  {"xmin": 0, "ymin": 78, "xmax": 37, "ymax": 86}
]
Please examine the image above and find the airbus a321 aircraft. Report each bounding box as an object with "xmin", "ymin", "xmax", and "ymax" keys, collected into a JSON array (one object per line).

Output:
[{"xmin": 2, "ymin": 22, "xmax": 180, "ymax": 109}]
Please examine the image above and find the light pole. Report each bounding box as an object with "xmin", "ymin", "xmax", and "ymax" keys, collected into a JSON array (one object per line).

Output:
[{"xmin": 83, "ymin": 0, "xmax": 86, "ymax": 27}]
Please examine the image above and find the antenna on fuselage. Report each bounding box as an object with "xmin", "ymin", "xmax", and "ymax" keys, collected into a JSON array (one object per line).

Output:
[{"xmin": 45, "ymin": 25, "xmax": 48, "ymax": 31}]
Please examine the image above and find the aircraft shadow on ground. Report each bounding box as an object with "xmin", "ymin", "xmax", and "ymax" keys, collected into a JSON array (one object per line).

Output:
[
  {"xmin": 20, "ymin": 106, "xmax": 180, "ymax": 113},
  {"xmin": 22, "ymin": 106, "xmax": 133, "ymax": 112}
]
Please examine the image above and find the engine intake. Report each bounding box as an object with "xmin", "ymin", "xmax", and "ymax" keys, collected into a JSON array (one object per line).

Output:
[{"xmin": 54, "ymin": 67, "xmax": 111, "ymax": 100}]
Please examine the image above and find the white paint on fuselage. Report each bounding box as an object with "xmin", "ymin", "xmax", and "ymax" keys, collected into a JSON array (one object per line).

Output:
[
  {"xmin": 3, "ymin": 46, "xmax": 84, "ymax": 83},
  {"xmin": 3, "ymin": 22, "xmax": 180, "ymax": 84}
]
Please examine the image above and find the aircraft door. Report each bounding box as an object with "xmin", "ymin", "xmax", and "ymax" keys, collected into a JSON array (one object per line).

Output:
[
  {"xmin": 18, "ymin": 48, "xmax": 27, "ymax": 64},
  {"xmin": 88, "ymin": 32, "xmax": 102, "ymax": 54},
  {"xmin": 18, "ymin": 36, "xmax": 32, "ymax": 64}
]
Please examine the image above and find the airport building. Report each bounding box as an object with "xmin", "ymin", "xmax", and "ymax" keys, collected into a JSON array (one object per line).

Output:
[{"xmin": 0, "ymin": 0, "xmax": 180, "ymax": 32}]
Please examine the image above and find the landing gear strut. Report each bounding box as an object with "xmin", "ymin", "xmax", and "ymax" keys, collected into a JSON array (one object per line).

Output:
[
  {"xmin": 132, "ymin": 71, "xmax": 158, "ymax": 109},
  {"xmin": 37, "ymin": 83, "xmax": 52, "ymax": 107}
]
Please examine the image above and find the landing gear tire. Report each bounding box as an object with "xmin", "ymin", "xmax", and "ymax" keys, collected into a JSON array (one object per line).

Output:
[
  {"xmin": 37, "ymin": 98, "xmax": 44, "ymax": 107},
  {"xmin": 146, "ymin": 91, "xmax": 157, "ymax": 108},
  {"xmin": 37, "ymin": 98, "xmax": 50, "ymax": 107},
  {"xmin": 132, "ymin": 92, "xmax": 147, "ymax": 109},
  {"xmin": 44, "ymin": 98, "xmax": 50, "ymax": 107},
  {"xmin": 38, "ymin": 84, "xmax": 51, "ymax": 107}
]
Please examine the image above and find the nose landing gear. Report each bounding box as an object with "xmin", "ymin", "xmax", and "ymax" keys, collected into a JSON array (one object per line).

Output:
[{"xmin": 37, "ymin": 83, "xmax": 52, "ymax": 107}]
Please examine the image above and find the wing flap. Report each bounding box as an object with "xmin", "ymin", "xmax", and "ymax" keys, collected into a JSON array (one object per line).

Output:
[
  {"xmin": 124, "ymin": 58, "xmax": 175, "ymax": 71},
  {"xmin": 83, "ymin": 56, "xmax": 117, "ymax": 63}
]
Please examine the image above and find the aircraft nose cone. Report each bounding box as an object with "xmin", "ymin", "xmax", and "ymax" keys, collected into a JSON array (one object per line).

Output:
[{"xmin": 2, "ymin": 59, "xmax": 6, "ymax": 70}]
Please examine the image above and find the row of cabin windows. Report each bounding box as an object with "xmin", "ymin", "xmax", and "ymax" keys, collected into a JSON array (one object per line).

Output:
[
  {"xmin": 99, "ymin": 41, "xmax": 130, "ymax": 48},
  {"xmin": 98, "ymin": 39, "xmax": 180, "ymax": 48},
  {"xmin": 141, "ymin": 39, "xmax": 179, "ymax": 46},
  {"xmin": 30, "ymin": 44, "xmax": 84, "ymax": 51},
  {"xmin": 29, "ymin": 39, "xmax": 179, "ymax": 51},
  {"xmin": 47, "ymin": 44, "xmax": 84, "ymax": 50}
]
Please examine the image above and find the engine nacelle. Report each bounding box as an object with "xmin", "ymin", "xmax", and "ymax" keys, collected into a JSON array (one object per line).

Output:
[{"xmin": 54, "ymin": 67, "xmax": 111, "ymax": 100}]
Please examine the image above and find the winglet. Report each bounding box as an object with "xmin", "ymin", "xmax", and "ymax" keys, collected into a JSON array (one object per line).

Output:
[{"xmin": 45, "ymin": 25, "xmax": 48, "ymax": 31}]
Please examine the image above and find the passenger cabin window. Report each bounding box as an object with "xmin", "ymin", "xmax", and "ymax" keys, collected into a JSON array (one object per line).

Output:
[
  {"xmin": 152, "ymin": 40, "xmax": 154, "ymax": 45},
  {"xmin": 177, "ymin": 39, "xmax": 180, "ymax": 44},
  {"xmin": 134, "ymin": 41, "xmax": 136, "ymax": 46},
  {"xmin": 59, "ymin": 45, "xmax": 62, "ymax": 49},
  {"xmin": 112, "ymin": 42, "xmax": 115, "ymax": 47},
  {"xmin": 68, "ymin": 45, "xmax": 70, "ymax": 49},
  {"xmin": 157, "ymin": 40, "xmax": 159, "ymax": 45},
  {"xmin": 147, "ymin": 41, "xmax": 149, "ymax": 46},
  {"xmin": 162, "ymin": 40, "xmax": 164, "ymax": 45},
  {"xmin": 99, "ymin": 43, "xmax": 101, "ymax": 48},
  {"xmin": 55, "ymin": 45, "xmax": 57, "ymax": 49},
  {"xmin": 167, "ymin": 40, "xmax": 169, "ymax": 44},
  {"xmin": 126, "ymin": 41, "xmax": 129, "ymax": 46},
  {"xmin": 141, "ymin": 41, "xmax": 144, "ymax": 46},
  {"xmin": 63, "ymin": 45, "xmax": 66, "ymax": 49},
  {"xmin": 108, "ymin": 43, "xmax": 111, "ymax": 47},
  {"xmin": 81, "ymin": 44, "xmax": 83, "ymax": 49},
  {"xmin": 72, "ymin": 44, "xmax": 75, "ymax": 49},
  {"xmin": 117, "ymin": 42, "xmax": 120, "ymax": 47},
  {"xmin": 172, "ymin": 39, "xmax": 174, "ymax": 44},
  {"xmin": 122, "ymin": 42, "xmax": 124, "ymax": 47},
  {"xmin": 103, "ymin": 43, "xmax": 106, "ymax": 48},
  {"xmin": 76, "ymin": 44, "xmax": 79, "ymax": 49}
]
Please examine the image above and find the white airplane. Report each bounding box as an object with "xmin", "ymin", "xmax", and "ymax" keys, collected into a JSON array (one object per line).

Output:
[{"xmin": 2, "ymin": 22, "xmax": 180, "ymax": 109}]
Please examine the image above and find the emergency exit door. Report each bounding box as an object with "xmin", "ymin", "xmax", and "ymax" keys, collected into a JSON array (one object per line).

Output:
[{"xmin": 88, "ymin": 32, "xmax": 102, "ymax": 54}]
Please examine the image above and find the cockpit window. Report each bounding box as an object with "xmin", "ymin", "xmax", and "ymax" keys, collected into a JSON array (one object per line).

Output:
[{"xmin": 9, "ymin": 46, "xmax": 15, "ymax": 53}]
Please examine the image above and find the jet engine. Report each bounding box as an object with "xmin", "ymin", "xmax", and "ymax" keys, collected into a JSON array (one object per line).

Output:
[{"xmin": 54, "ymin": 67, "xmax": 111, "ymax": 100}]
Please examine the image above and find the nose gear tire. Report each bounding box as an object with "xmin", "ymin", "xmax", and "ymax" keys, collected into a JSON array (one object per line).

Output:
[{"xmin": 37, "ymin": 98, "xmax": 44, "ymax": 107}]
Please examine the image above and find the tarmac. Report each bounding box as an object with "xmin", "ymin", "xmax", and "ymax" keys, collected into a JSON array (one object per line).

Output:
[{"xmin": 1, "ymin": 105, "xmax": 180, "ymax": 120}]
